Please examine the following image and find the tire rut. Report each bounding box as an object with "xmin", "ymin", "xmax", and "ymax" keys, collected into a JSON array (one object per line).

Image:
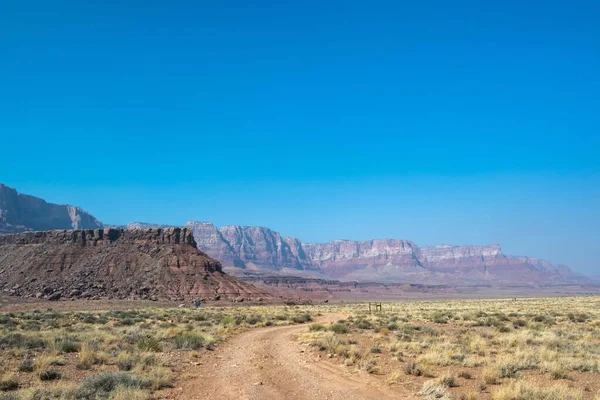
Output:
[{"xmin": 182, "ymin": 314, "xmax": 416, "ymax": 400}]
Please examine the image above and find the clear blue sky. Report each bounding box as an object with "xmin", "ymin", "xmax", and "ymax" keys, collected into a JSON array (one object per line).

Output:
[{"xmin": 1, "ymin": 1, "xmax": 599, "ymax": 274}]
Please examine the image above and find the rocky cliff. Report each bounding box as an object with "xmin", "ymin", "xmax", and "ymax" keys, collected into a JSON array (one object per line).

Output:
[
  {"xmin": 0, "ymin": 228, "xmax": 271, "ymax": 301},
  {"xmin": 419, "ymin": 245, "xmax": 584, "ymax": 283},
  {"xmin": 0, "ymin": 184, "xmax": 102, "ymax": 233},
  {"xmin": 186, "ymin": 222, "xmax": 584, "ymax": 285},
  {"xmin": 304, "ymin": 239, "xmax": 426, "ymax": 278},
  {"xmin": 125, "ymin": 222, "xmax": 176, "ymax": 230},
  {"xmin": 187, "ymin": 222, "xmax": 317, "ymax": 271}
]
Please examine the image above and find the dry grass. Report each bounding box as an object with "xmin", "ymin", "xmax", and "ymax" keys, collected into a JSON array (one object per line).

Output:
[
  {"xmin": 298, "ymin": 296, "xmax": 600, "ymax": 399},
  {"xmin": 492, "ymin": 380, "xmax": 583, "ymax": 399},
  {"xmin": 2, "ymin": 296, "xmax": 599, "ymax": 399},
  {"xmin": 0, "ymin": 305, "xmax": 315, "ymax": 398}
]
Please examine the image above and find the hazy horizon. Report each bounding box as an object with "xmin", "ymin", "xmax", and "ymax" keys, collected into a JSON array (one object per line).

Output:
[
  {"xmin": 2, "ymin": 176, "xmax": 598, "ymax": 275},
  {"xmin": 1, "ymin": 1, "xmax": 598, "ymax": 275}
]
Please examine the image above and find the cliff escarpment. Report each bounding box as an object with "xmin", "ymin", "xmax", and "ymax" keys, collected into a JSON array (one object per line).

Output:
[
  {"xmin": 186, "ymin": 222, "xmax": 585, "ymax": 285},
  {"xmin": 0, "ymin": 228, "xmax": 271, "ymax": 301},
  {"xmin": 0, "ymin": 184, "xmax": 102, "ymax": 233}
]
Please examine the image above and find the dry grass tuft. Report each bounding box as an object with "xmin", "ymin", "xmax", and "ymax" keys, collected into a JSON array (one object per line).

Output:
[
  {"xmin": 418, "ymin": 379, "xmax": 452, "ymax": 400},
  {"xmin": 492, "ymin": 380, "xmax": 583, "ymax": 400}
]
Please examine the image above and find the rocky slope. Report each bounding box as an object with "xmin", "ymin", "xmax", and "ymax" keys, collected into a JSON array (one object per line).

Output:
[
  {"xmin": 186, "ymin": 222, "xmax": 585, "ymax": 285},
  {"xmin": 304, "ymin": 239, "xmax": 426, "ymax": 279},
  {"xmin": 0, "ymin": 228, "xmax": 271, "ymax": 302},
  {"xmin": 187, "ymin": 222, "xmax": 317, "ymax": 271},
  {"xmin": 0, "ymin": 184, "xmax": 102, "ymax": 233}
]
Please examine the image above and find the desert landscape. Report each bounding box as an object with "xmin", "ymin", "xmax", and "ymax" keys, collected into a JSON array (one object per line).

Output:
[
  {"xmin": 0, "ymin": 297, "xmax": 599, "ymax": 399},
  {"xmin": 1, "ymin": 184, "xmax": 600, "ymax": 399},
  {"xmin": 2, "ymin": 2, "xmax": 599, "ymax": 398}
]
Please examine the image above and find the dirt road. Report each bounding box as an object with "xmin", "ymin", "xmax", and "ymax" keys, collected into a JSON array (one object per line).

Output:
[{"xmin": 181, "ymin": 315, "xmax": 415, "ymax": 400}]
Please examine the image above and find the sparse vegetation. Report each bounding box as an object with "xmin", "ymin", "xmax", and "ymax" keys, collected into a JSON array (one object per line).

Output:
[
  {"xmin": 0, "ymin": 374, "xmax": 19, "ymax": 392},
  {"xmin": 1, "ymin": 296, "xmax": 599, "ymax": 398},
  {"xmin": 0, "ymin": 305, "xmax": 314, "ymax": 398},
  {"xmin": 297, "ymin": 296, "xmax": 600, "ymax": 399}
]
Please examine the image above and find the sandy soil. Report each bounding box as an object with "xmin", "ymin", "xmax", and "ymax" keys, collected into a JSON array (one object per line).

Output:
[{"xmin": 178, "ymin": 314, "xmax": 415, "ymax": 400}]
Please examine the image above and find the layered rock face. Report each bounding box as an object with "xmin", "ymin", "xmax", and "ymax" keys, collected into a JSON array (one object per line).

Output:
[
  {"xmin": 186, "ymin": 222, "xmax": 244, "ymax": 268},
  {"xmin": 186, "ymin": 222, "xmax": 316, "ymax": 271},
  {"xmin": 419, "ymin": 245, "xmax": 581, "ymax": 283},
  {"xmin": 125, "ymin": 222, "xmax": 175, "ymax": 230},
  {"xmin": 421, "ymin": 244, "xmax": 503, "ymax": 270},
  {"xmin": 0, "ymin": 228, "xmax": 271, "ymax": 301},
  {"xmin": 219, "ymin": 225, "xmax": 316, "ymax": 270},
  {"xmin": 304, "ymin": 239, "xmax": 426, "ymax": 278},
  {"xmin": 0, "ymin": 184, "xmax": 102, "ymax": 233},
  {"xmin": 187, "ymin": 222, "xmax": 582, "ymax": 285}
]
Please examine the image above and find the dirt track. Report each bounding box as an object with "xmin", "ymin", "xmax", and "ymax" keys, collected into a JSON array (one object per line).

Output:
[{"xmin": 181, "ymin": 315, "xmax": 414, "ymax": 400}]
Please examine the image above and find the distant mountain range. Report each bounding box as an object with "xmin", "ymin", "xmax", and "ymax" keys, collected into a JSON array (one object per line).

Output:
[
  {"xmin": 0, "ymin": 183, "xmax": 591, "ymax": 286},
  {"xmin": 184, "ymin": 221, "xmax": 587, "ymax": 285}
]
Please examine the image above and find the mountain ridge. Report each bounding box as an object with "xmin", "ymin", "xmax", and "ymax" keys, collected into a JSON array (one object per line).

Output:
[
  {"xmin": 185, "ymin": 221, "xmax": 587, "ymax": 285},
  {"xmin": 0, "ymin": 184, "xmax": 102, "ymax": 233},
  {"xmin": 0, "ymin": 184, "xmax": 588, "ymax": 286}
]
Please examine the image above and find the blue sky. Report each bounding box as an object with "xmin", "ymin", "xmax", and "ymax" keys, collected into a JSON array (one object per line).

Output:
[{"xmin": 1, "ymin": 1, "xmax": 598, "ymax": 274}]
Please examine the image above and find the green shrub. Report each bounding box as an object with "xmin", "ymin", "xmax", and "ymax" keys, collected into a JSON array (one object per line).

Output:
[
  {"xmin": 39, "ymin": 369, "xmax": 61, "ymax": 381},
  {"xmin": 0, "ymin": 333, "xmax": 45, "ymax": 349},
  {"xmin": 498, "ymin": 363, "xmax": 521, "ymax": 379},
  {"xmin": 172, "ymin": 332, "xmax": 204, "ymax": 350},
  {"xmin": 117, "ymin": 352, "xmax": 138, "ymax": 371},
  {"xmin": 117, "ymin": 318, "xmax": 136, "ymax": 326},
  {"xmin": 0, "ymin": 375, "xmax": 19, "ymax": 392},
  {"xmin": 142, "ymin": 367, "xmax": 174, "ymax": 390},
  {"xmin": 54, "ymin": 336, "xmax": 80, "ymax": 353},
  {"xmin": 404, "ymin": 360, "xmax": 423, "ymax": 376},
  {"xmin": 513, "ymin": 319, "xmax": 528, "ymax": 328},
  {"xmin": 401, "ymin": 325, "xmax": 418, "ymax": 334},
  {"xmin": 245, "ymin": 315, "xmax": 262, "ymax": 325},
  {"xmin": 532, "ymin": 314, "xmax": 555, "ymax": 325},
  {"xmin": 309, "ymin": 323, "xmax": 326, "ymax": 331},
  {"xmin": 431, "ymin": 311, "xmax": 453, "ymax": 324},
  {"xmin": 330, "ymin": 323, "xmax": 349, "ymax": 334},
  {"xmin": 439, "ymin": 375, "xmax": 457, "ymax": 387},
  {"xmin": 18, "ymin": 358, "xmax": 34, "ymax": 372},
  {"xmin": 192, "ymin": 313, "xmax": 207, "ymax": 322},
  {"xmin": 291, "ymin": 313, "xmax": 312, "ymax": 324},
  {"xmin": 74, "ymin": 372, "xmax": 150, "ymax": 398},
  {"xmin": 458, "ymin": 371, "xmax": 472, "ymax": 379},
  {"xmin": 567, "ymin": 313, "xmax": 590, "ymax": 323},
  {"xmin": 136, "ymin": 337, "xmax": 162, "ymax": 352},
  {"xmin": 356, "ymin": 320, "xmax": 373, "ymax": 329}
]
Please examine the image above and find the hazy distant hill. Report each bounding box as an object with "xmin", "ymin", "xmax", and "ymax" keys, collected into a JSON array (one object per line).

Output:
[
  {"xmin": 0, "ymin": 183, "xmax": 102, "ymax": 233},
  {"xmin": 186, "ymin": 221, "xmax": 588, "ymax": 286}
]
